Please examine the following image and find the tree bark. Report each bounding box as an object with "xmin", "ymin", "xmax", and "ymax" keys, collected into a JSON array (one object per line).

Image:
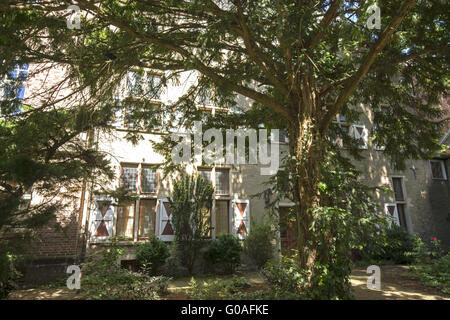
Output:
[{"xmin": 288, "ymin": 74, "xmax": 324, "ymax": 273}]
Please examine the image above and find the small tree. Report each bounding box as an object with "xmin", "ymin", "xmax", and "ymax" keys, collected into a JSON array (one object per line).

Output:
[{"xmin": 169, "ymin": 175, "xmax": 214, "ymax": 274}]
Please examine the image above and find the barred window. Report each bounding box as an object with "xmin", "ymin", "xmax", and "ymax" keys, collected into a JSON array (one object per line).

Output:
[
  {"xmin": 141, "ymin": 167, "xmax": 157, "ymax": 193},
  {"xmin": 215, "ymin": 169, "xmax": 229, "ymax": 195},
  {"xmin": 121, "ymin": 165, "xmax": 137, "ymax": 191}
]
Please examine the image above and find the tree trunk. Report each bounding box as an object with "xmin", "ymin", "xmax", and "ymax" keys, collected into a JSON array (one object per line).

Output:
[{"xmin": 288, "ymin": 74, "xmax": 325, "ymax": 273}]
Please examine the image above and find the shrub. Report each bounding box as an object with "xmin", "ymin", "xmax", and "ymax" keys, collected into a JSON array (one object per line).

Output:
[
  {"xmin": 189, "ymin": 276, "xmax": 250, "ymax": 300},
  {"xmin": 244, "ymin": 220, "xmax": 276, "ymax": 268},
  {"xmin": 203, "ymin": 234, "xmax": 242, "ymax": 274},
  {"xmin": 0, "ymin": 251, "xmax": 23, "ymax": 299},
  {"xmin": 412, "ymin": 253, "xmax": 450, "ymax": 294},
  {"xmin": 261, "ymin": 253, "xmax": 308, "ymax": 299},
  {"xmin": 81, "ymin": 241, "xmax": 170, "ymax": 299},
  {"xmin": 409, "ymin": 237, "xmax": 450, "ymax": 294},
  {"xmin": 163, "ymin": 241, "xmax": 189, "ymax": 278},
  {"xmin": 370, "ymin": 225, "xmax": 422, "ymax": 264},
  {"xmin": 135, "ymin": 235, "xmax": 170, "ymax": 275}
]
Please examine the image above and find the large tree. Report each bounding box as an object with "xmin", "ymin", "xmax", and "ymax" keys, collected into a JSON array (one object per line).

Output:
[{"xmin": 1, "ymin": 0, "xmax": 448, "ymax": 297}]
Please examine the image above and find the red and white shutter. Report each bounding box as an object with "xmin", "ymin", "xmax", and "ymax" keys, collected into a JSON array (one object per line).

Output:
[
  {"xmin": 158, "ymin": 198, "xmax": 175, "ymax": 241},
  {"xmin": 232, "ymin": 199, "xmax": 250, "ymax": 239},
  {"xmin": 351, "ymin": 125, "xmax": 368, "ymax": 149},
  {"xmin": 384, "ymin": 203, "xmax": 400, "ymax": 227},
  {"xmin": 90, "ymin": 197, "xmax": 115, "ymax": 243}
]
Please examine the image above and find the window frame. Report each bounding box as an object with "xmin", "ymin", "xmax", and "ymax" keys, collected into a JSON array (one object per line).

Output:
[
  {"xmin": 126, "ymin": 69, "xmax": 163, "ymax": 102},
  {"xmin": 137, "ymin": 198, "xmax": 157, "ymax": 241},
  {"xmin": 119, "ymin": 163, "xmax": 139, "ymax": 192},
  {"xmin": 140, "ymin": 165, "xmax": 159, "ymax": 195},
  {"xmin": 430, "ymin": 160, "xmax": 448, "ymax": 180},
  {"xmin": 389, "ymin": 176, "xmax": 409, "ymax": 231},
  {"xmin": 214, "ymin": 167, "xmax": 231, "ymax": 197}
]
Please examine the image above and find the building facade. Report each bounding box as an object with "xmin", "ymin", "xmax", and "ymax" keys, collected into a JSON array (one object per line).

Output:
[{"xmin": 3, "ymin": 63, "xmax": 449, "ymax": 283}]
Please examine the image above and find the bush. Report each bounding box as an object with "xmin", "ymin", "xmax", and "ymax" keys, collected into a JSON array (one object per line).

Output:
[
  {"xmin": 81, "ymin": 241, "xmax": 170, "ymax": 299},
  {"xmin": 409, "ymin": 238, "xmax": 450, "ymax": 294},
  {"xmin": 244, "ymin": 221, "xmax": 276, "ymax": 268},
  {"xmin": 363, "ymin": 225, "xmax": 423, "ymax": 264},
  {"xmin": 203, "ymin": 234, "xmax": 242, "ymax": 274},
  {"xmin": 0, "ymin": 252, "xmax": 22, "ymax": 299},
  {"xmin": 135, "ymin": 235, "xmax": 170, "ymax": 275},
  {"xmin": 163, "ymin": 241, "xmax": 189, "ymax": 278},
  {"xmin": 189, "ymin": 276, "xmax": 250, "ymax": 299},
  {"xmin": 261, "ymin": 253, "xmax": 308, "ymax": 299}
]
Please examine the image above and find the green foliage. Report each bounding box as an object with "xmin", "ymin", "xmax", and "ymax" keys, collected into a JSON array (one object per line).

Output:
[
  {"xmin": 135, "ymin": 235, "xmax": 170, "ymax": 276},
  {"xmin": 163, "ymin": 241, "xmax": 189, "ymax": 278},
  {"xmin": 364, "ymin": 225, "xmax": 422, "ymax": 264},
  {"xmin": 188, "ymin": 276, "xmax": 251, "ymax": 300},
  {"xmin": 0, "ymin": 251, "xmax": 22, "ymax": 299},
  {"xmin": 81, "ymin": 241, "xmax": 170, "ymax": 299},
  {"xmin": 261, "ymin": 252, "xmax": 308, "ymax": 300},
  {"xmin": 411, "ymin": 253, "xmax": 450, "ymax": 295},
  {"xmin": 243, "ymin": 220, "xmax": 276, "ymax": 269},
  {"xmin": 1, "ymin": 0, "xmax": 448, "ymax": 301},
  {"xmin": 203, "ymin": 234, "xmax": 242, "ymax": 274},
  {"xmin": 409, "ymin": 237, "xmax": 450, "ymax": 294},
  {"xmin": 169, "ymin": 175, "xmax": 214, "ymax": 274}
]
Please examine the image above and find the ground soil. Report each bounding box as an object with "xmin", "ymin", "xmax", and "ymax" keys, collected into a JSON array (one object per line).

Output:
[{"xmin": 7, "ymin": 265, "xmax": 449, "ymax": 300}]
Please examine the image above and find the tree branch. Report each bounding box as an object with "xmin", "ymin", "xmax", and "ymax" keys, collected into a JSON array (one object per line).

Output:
[{"xmin": 320, "ymin": 0, "xmax": 416, "ymax": 133}]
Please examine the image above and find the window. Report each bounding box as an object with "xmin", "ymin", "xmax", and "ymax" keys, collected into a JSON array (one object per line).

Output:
[
  {"xmin": 127, "ymin": 71, "xmax": 161, "ymax": 100},
  {"xmin": 198, "ymin": 168, "xmax": 212, "ymax": 185},
  {"xmin": 392, "ymin": 177, "xmax": 405, "ymax": 201},
  {"xmin": 116, "ymin": 164, "xmax": 160, "ymax": 240},
  {"xmin": 333, "ymin": 114, "xmax": 349, "ymax": 148},
  {"xmin": 215, "ymin": 200, "xmax": 229, "ymax": 234},
  {"xmin": 2, "ymin": 63, "xmax": 28, "ymax": 99},
  {"xmin": 1, "ymin": 63, "xmax": 28, "ymax": 114},
  {"xmin": 430, "ymin": 160, "xmax": 447, "ymax": 180},
  {"xmin": 390, "ymin": 177, "xmax": 408, "ymax": 230},
  {"xmin": 337, "ymin": 114, "xmax": 347, "ymax": 122},
  {"xmin": 138, "ymin": 199, "xmax": 156, "ymax": 238},
  {"xmin": 141, "ymin": 166, "xmax": 157, "ymax": 193},
  {"xmin": 279, "ymin": 129, "xmax": 289, "ymax": 143},
  {"xmin": 396, "ymin": 204, "xmax": 407, "ymax": 228},
  {"xmin": 215, "ymin": 168, "xmax": 230, "ymax": 195},
  {"xmin": 148, "ymin": 74, "xmax": 162, "ymax": 100},
  {"xmin": 116, "ymin": 203, "xmax": 135, "ymax": 238},
  {"xmin": 198, "ymin": 87, "xmax": 212, "ymax": 106},
  {"xmin": 120, "ymin": 165, "xmax": 137, "ymax": 191}
]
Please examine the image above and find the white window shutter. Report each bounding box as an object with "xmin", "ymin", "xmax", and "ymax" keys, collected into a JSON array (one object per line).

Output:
[
  {"xmin": 158, "ymin": 198, "xmax": 175, "ymax": 241},
  {"xmin": 351, "ymin": 125, "xmax": 368, "ymax": 149},
  {"xmin": 90, "ymin": 197, "xmax": 115, "ymax": 243},
  {"xmin": 384, "ymin": 203, "xmax": 400, "ymax": 227},
  {"xmin": 232, "ymin": 199, "xmax": 250, "ymax": 239}
]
